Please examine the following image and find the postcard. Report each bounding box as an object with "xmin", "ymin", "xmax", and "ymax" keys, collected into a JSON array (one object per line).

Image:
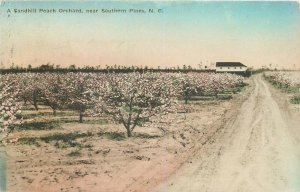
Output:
[{"xmin": 0, "ymin": 1, "xmax": 300, "ymax": 192}]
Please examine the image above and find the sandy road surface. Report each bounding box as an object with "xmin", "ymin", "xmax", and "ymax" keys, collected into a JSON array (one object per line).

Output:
[{"xmin": 155, "ymin": 75, "xmax": 300, "ymax": 192}]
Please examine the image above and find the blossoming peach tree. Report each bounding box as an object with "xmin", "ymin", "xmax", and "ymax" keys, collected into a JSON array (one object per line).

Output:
[
  {"xmin": 17, "ymin": 73, "xmax": 43, "ymax": 111},
  {"xmin": 65, "ymin": 73, "xmax": 97, "ymax": 123},
  {"xmin": 40, "ymin": 73, "xmax": 69, "ymax": 115},
  {"xmin": 92, "ymin": 73, "xmax": 178, "ymax": 137},
  {"xmin": 0, "ymin": 78, "xmax": 22, "ymax": 143}
]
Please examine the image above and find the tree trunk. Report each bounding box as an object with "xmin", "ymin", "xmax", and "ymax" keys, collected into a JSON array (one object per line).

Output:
[
  {"xmin": 184, "ymin": 98, "xmax": 188, "ymax": 104},
  {"xmin": 33, "ymin": 102, "xmax": 39, "ymax": 111},
  {"xmin": 126, "ymin": 127, "xmax": 132, "ymax": 137},
  {"xmin": 79, "ymin": 111, "xmax": 83, "ymax": 123},
  {"xmin": 53, "ymin": 109, "xmax": 56, "ymax": 116}
]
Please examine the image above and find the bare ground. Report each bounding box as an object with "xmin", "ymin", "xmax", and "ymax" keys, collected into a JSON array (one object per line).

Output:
[
  {"xmin": 154, "ymin": 74, "xmax": 300, "ymax": 192},
  {"xmin": 5, "ymin": 87, "xmax": 242, "ymax": 192},
  {"xmin": 7, "ymin": 74, "xmax": 298, "ymax": 192}
]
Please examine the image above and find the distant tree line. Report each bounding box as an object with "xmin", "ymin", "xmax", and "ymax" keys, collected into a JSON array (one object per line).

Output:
[{"xmin": 0, "ymin": 63, "xmax": 216, "ymax": 74}]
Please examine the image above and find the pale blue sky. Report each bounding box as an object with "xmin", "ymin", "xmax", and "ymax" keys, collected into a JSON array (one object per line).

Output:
[{"xmin": 1, "ymin": 1, "xmax": 299, "ymax": 69}]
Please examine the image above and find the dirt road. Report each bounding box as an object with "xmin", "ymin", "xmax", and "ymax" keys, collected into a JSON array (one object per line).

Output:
[{"xmin": 155, "ymin": 75, "xmax": 300, "ymax": 192}]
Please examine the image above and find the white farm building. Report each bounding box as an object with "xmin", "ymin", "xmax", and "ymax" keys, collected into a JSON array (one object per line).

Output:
[{"xmin": 216, "ymin": 62, "xmax": 247, "ymax": 73}]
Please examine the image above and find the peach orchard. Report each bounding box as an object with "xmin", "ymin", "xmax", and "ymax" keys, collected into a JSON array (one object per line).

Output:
[{"xmin": 0, "ymin": 72, "xmax": 244, "ymax": 140}]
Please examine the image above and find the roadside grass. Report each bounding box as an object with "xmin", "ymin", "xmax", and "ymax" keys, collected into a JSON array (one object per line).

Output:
[
  {"xmin": 272, "ymin": 83, "xmax": 299, "ymax": 94},
  {"xmin": 265, "ymin": 76, "xmax": 298, "ymax": 93},
  {"xmin": 265, "ymin": 76, "xmax": 300, "ymax": 104},
  {"xmin": 285, "ymin": 87, "xmax": 299, "ymax": 94},
  {"xmin": 291, "ymin": 95, "xmax": 300, "ymax": 104}
]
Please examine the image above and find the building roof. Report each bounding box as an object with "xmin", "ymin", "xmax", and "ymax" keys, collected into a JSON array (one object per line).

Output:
[{"xmin": 216, "ymin": 62, "xmax": 247, "ymax": 67}]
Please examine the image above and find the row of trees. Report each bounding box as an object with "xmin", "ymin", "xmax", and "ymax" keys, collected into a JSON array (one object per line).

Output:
[
  {"xmin": 1, "ymin": 72, "xmax": 244, "ymax": 139},
  {"xmin": 0, "ymin": 63, "xmax": 216, "ymax": 74}
]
